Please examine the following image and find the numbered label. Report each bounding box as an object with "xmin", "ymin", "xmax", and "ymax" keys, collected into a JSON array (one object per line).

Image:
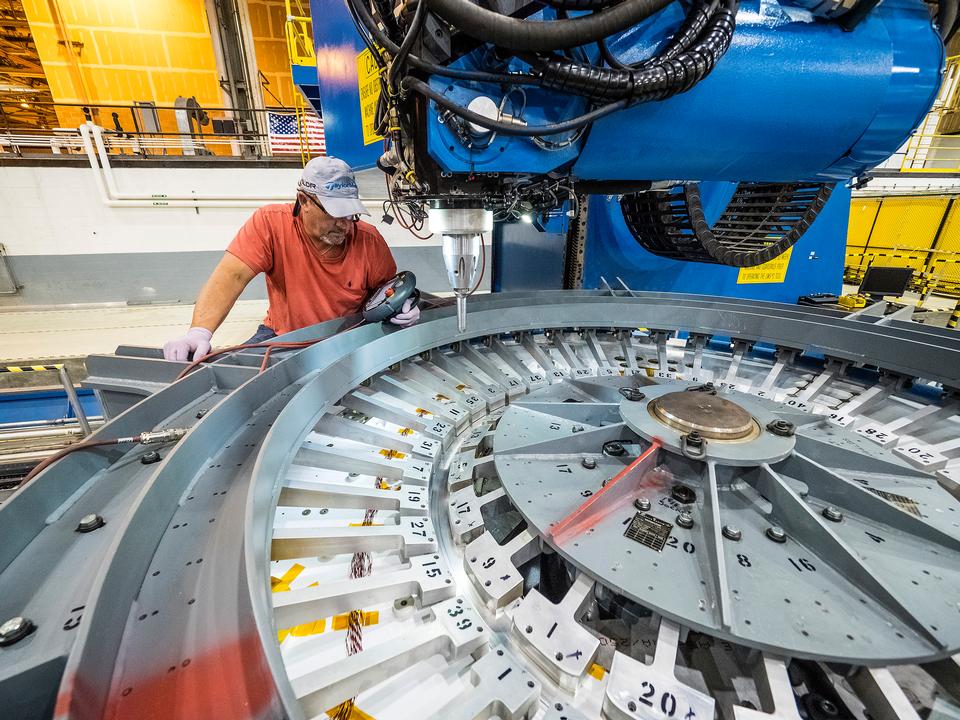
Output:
[
  {"xmin": 894, "ymin": 443, "xmax": 948, "ymax": 469},
  {"xmin": 614, "ymin": 670, "xmax": 715, "ymax": 720},
  {"xmin": 855, "ymin": 423, "xmax": 899, "ymax": 447}
]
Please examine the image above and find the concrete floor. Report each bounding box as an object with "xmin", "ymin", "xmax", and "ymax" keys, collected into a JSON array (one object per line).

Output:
[{"xmin": 0, "ymin": 299, "xmax": 267, "ymax": 363}]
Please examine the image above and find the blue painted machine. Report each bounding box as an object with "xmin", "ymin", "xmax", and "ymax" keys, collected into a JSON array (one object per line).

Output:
[{"xmin": 312, "ymin": 0, "xmax": 948, "ymax": 321}]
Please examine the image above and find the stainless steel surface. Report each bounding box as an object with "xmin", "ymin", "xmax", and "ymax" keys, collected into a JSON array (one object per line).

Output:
[{"xmin": 1, "ymin": 291, "xmax": 959, "ymax": 720}]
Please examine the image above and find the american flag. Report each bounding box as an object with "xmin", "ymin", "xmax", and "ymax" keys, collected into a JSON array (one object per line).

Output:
[{"xmin": 267, "ymin": 111, "xmax": 326, "ymax": 155}]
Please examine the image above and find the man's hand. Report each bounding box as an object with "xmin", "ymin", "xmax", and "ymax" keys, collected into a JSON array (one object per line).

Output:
[
  {"xmin": 163, "ymin": 327, "xmax": 213, "ymax": 361},
  {"xmin": 390, "ymin": 299, "xmax": 420, "ymax": 327}
]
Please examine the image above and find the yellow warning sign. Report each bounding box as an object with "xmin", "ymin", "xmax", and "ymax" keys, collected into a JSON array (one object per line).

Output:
[
  {"xmin": 736, "ymin": 247, "xmax": 793, "ymax": 284},
  {"xmin": 357, "ymin": 47, "xmax": 384, "ymax": 146}
]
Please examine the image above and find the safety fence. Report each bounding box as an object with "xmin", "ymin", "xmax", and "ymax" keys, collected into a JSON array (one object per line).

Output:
[
  {"xmin": 900, "ymin": 55, "xmax": 960, "ymax": 173},
  {"xmin": 0, "ymin": 100, "xmax": 324, "ymax": 159},
  {"xmin": 845, "ymin": 195, "xmax": 960, "ymax": 298}
]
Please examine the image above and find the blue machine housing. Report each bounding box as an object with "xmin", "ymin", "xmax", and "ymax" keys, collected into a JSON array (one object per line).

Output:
[
  {"xmin": 425, "ymin": 0, "xmax": 943, "ymax": 182},
  {"xmin": 582, "ymin": 185, "xmax": 850, "ymax": 301}
]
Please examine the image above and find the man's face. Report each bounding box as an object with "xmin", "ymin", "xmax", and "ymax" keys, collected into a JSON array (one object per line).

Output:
[{"xmin": 297, "ymin": 191, "xmax": 352, "ymax": 246}]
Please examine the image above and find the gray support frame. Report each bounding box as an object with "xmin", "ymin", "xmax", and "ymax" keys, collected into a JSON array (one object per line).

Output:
[{"xmin": 3, "ymin": 291, "xmax": 960, "ymax": 720}]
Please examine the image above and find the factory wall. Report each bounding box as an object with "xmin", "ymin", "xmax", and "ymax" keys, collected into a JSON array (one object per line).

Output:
[
  {"xmin": 846, "ymin": 195, "xmax": 960, "ymax": 295},
  {"xmin": 22, "ymin": 0, "xmax": 224, "ymax": 128},
  {"xmin": 247, "ymin": 0, "xmax": 298, "ymax": 108},
  {"xmin": 0, "ymin": 163, "xmax": 472, "ymax": 307}
]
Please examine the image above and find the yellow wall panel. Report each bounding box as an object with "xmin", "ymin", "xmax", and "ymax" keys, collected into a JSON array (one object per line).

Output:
[
  {"xmin": 137, "ymin": 1, "xmax": 210, "ymax": 33},
  {"xmin": 248, "ymin": 0, "xmax": 298, "ymax": 109},
  {"xmin": 847, "ymin": 199, "xmax": 880, "ymax": 249},
  {"xmin": 248, "ymin": 3, "xmax": 271, "ymax": 37},
  {"xmin": 24, "ymin": 0, "xmax": 224, "ymax": 131},
  {"xmin": 936, "ymin": 201, "xmax": 960, "ymax": 255},
  {"xmin": 97, "ymin": 31, "xmax": 166, "ymax": 68},
  {"xmin": 868, "ymin": 197, "xmax": 949, "ymax": 251}
]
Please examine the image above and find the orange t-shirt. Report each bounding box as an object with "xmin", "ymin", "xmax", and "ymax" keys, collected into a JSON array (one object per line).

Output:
[{"xmin": 227, "ymin": 203, "xmax": 397, "ymax": 335}]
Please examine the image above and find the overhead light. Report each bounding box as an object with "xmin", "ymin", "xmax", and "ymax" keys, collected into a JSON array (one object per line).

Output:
[{"xmin": 520, "ymin": 213, "xmax": 533, "ymax": 224}]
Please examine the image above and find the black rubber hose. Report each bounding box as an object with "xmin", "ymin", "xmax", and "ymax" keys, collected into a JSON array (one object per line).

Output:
[
  {"xmin": 347, "ymin": 0, "xmax": 543, "ymax": 85},
  {"xmin": 545, "ymin": 0, "xmax": 624, "ymax": 7},
  {"xmin": 938, "ymin": 0, "xmax": 959, "ymax": 41},
  {"xmin": 599, "ymin": 0, "xmax": 714, "ymax": 69},
  {"xmin": 402, "ymin": 76, "xmax": 629, "ymax": 135},
  {"xmin": 424, "ymin": 0, "xmax": 674, "ymax": 51},
  {"xmin": 540, "ymin": 3, "xmax": 735, "ymax": 100},
  {"xmin": 388, "ymin": 0, "xmax": 426, "ymax": 91}
]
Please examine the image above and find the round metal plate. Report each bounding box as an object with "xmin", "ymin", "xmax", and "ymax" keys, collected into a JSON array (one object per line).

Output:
[
  {"xmin": 494, "ymin": 377, "xmax": 960, "ymax": 665},
  {"xmin": 619, "ymin": 383, "xmax": 794, "ymax": 466}
]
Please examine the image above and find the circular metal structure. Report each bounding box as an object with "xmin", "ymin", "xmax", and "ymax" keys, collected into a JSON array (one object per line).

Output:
[
  {"xmin": 648, "ymin": 391, "xmax": 757, "ymax": 440},
  {"xmin": 2, "ymin": 291, "xmax": 960, "ymax": 720}
]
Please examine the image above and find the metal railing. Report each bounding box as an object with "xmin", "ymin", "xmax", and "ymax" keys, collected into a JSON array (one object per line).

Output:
[
  {"xmin": 900, "ymin": 55, "xmax": 960, "ymax": 173},
  {"xmin": 0, "ymin": 100, "xmax": 321, "ymax": 159}
]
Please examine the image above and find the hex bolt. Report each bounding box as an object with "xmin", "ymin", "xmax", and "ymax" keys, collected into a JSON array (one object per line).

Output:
[
  {"xmin": 76, "ymin": 513, "xmax": 105, "ymax": 533},
  {"xmin": 685, "ymin": 431, "xmax": 704, "ymax": 448},
  {"xmin": 0, "ymin": 616, "xmax": 35, "ymax": 647},
  {"xmin": 141, "ymin": 451, "xmax": 161, "ymax": 465},
  {"xmin": 634, "ymin": 497, "xmax": 651, "ymax": 512},
  {"xmin": 722, "ymin": 525, "xmax": 742, "ymax": 541},
  {"xmin": 671, "ymin": 483, "xmax": 697, "ymax": 504},
  {"xmin": 619, "ymin": 387, "xmax": 646, "ymax": 402},
  {"xmin": 766, "ymin": 525, "xmax": 787, "ymax": 543},
  {"xmin": 581, "ymin": 457, "xmax": 597, "ymax": 470},
  {"xmin": 676, "ymin": 511, "xmax": 694, "ymax": 529},
  {"xmin": 818, "ymin": 698, "xmax": 838, "ymax": 717},
  {"xmin": 766, "ymin": 419, "xmax": 796, "ymax": 437},
  {"xmin": 195, "ymin": 408, "xmax": 208, "ymax": 419},
  {"xmin": 821, "ymin": 506, "xmax": 844, "ymax": 523},
  {"xmin": 603, "ymin": 441, "xmax": 626, "ymax": 457}
]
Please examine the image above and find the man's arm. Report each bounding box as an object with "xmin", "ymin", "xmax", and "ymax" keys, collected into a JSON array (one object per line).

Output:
[
  {"xmin": 163, "ymin": 253, "xmax": 257, "ymax": 361},
  {"xmin": 190, "ymin": 252, "xmax": 258, "ymax": 332}
]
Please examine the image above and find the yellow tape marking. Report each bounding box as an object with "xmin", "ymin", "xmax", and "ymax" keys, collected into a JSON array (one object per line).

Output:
[
  {"xmin": 415, "ymin": 408, "xmax": 432, "ymax": 417},
  {"xmin": 270, "ymin": 563, "xmax": 305, "ymax": 593},
  {"xmin": 588, "ymin": 663, "xmax": 607, "ymax": 680},
  {"xmin": 327, "ymin": 702, "xmax": 376, "ymax": 720},
  {"xmin": 348, "ymin": 521, "xmax": 384, "ymax": 527},
  {"xmin": 379, "ymin": 449, "xmax": 407, "ymax": 460},
  {"xmin": 397, "ymin": 427, "xmax": 414, "ymax": 436},
  {"xmin": 331, "ymin": 610, "xmax": 379, "ymax": 631},
  {"xmin": 7, "ymin": 367, "xmax": 23, "ymax": 373},
  {"xmin": 434, "ymin": 394, "xmax": 450, "ymax": 402}
]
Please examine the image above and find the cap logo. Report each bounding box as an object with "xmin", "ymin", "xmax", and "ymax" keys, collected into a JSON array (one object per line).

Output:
[{"xmin": 324, "ymin": 177, "xmax": 357, "ymax": 192}]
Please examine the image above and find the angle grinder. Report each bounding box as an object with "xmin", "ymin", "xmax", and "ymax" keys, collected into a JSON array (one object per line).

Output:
[{"xmin": 362, "ymin": 270, "xmax": 421, "ymax": 323}]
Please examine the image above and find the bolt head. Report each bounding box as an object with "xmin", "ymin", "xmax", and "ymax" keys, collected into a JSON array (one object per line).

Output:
[
  {"xmin": 603, "ymin": 441, "xmax": 626, "ymax": 456},
  {"xmin": 76, "ymin": 513, "xmax": 105, "ymax": 533},
  {"xmin": 634, "ymin": 497, "xmax": 651, "ymax": 512},
  {"xmin": 581, "ymin": 457, "xmax": 597, "ymax": 470},
  {"xmin": 766, "ymin": 525, "xmax": 787, "ymax": 543},
  {"xmin": 766, "ymin": 419, "xmax": 796, "ymax": 437},
  {"xmin": 140, "ymin": 450, "xmax": 161, "ymax": 465},
  {"xmin": 0, "ymin": 616, "xmax": 35, "ymax": 646},
  {"xmin": 821, "ymin": 506, "xmax": 843, "ymax": 523},
  {"xmin": 722, "ymin": 525, "xmax": 742, "ymax": 541},
  {"xmin": 676, "ymin": 511, "xmax": 694, "ymax": 529}
]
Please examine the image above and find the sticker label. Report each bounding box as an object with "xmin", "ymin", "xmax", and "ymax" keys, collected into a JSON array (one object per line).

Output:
[
  {"xmin": 357, "ymin": 47, "xmax": 384, "ymax": 146},
  {"xmin": 736, "ymin": 247, "xmax": 793, "ymax": 285},
  {"xmin": 855, "ymin": 422, "xmax": 899, "ymax": 447}
]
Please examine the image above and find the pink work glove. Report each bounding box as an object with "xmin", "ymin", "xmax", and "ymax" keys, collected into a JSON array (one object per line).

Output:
[
  {"xmin": 390, "ymin": 298, "xmax": 420, "ymax": 327},
  {"xmin": 163, "ymin": 327, "xmax": 213, "ymax": 361}
]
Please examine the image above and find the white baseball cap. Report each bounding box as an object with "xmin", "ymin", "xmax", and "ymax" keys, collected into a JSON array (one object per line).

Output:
[{"xmin": 297, "ymin": 156, "xmax": 369, "ymax": 218}]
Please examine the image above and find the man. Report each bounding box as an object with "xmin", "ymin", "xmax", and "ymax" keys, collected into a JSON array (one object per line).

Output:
[{"xmin": 163, "ymin": 156, "xmax": 419, "ymax": 361}]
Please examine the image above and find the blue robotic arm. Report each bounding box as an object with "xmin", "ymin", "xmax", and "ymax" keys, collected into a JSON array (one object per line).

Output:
[{"xmin": 344, "ymin": 0, "xmax": 945, "ymax": 325}]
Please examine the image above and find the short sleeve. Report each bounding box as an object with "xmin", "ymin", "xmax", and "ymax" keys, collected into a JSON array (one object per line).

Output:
[
  {"xmin": 365, "ymin": 226, "xmax": 398, "ymax": 288},
  {"xmin": 227, "ymin": 207, "xmax": 275, "ymax": 275}
]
